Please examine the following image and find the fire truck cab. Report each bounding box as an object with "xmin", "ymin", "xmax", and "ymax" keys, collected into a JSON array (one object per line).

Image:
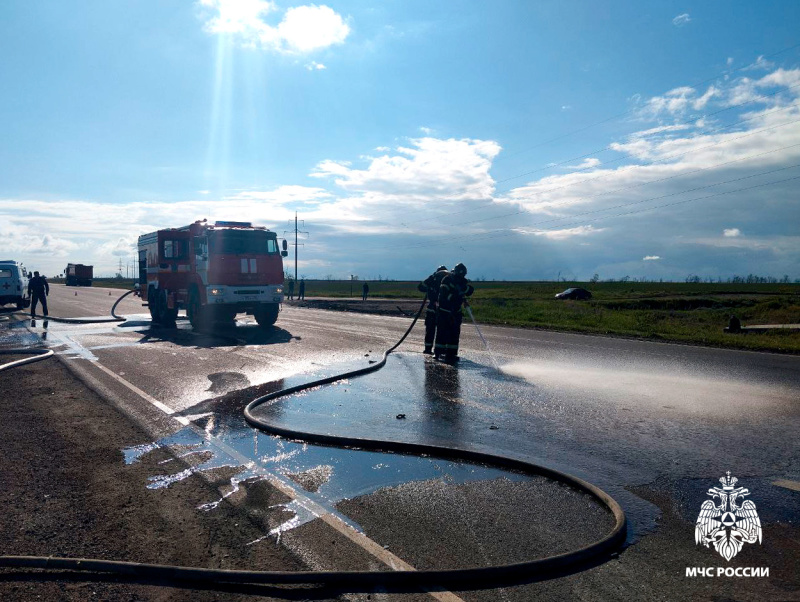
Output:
[{"xmin": 137, "ymin": 220, "xmax": 288, "ymax": 329}]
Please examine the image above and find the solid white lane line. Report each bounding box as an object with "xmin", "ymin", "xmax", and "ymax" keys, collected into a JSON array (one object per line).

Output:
[{"xmin": 91, "ymin": 361, "xmax": 189, "ymax": 425}]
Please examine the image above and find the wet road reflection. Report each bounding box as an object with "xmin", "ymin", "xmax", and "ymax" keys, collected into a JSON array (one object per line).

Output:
[{"xmin": 124, "ymin": 396, "xmax": 532, "ymax": 544}]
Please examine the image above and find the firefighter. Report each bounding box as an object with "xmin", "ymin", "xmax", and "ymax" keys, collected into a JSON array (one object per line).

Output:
[
  {"xmin": 287, "ymin": 278, "xmax": 295, "ymax": 300},
  {"xmin": 298, "ymin": 278, "xmax": 306, "ymax": 300},
  {"xmin": 418, "ymin": 265, "xmax": 448, "ymax": 354},
  {"xmin": 28, "ymin": 271, "xmax": 49, "ymax": 317},
  {"xmin": 362, "ymin": 282, "xmax": 369, "ymax": 301},
  {"xmin": 434, "ymin": 263, "xmax": 473, "ymax": 363}
]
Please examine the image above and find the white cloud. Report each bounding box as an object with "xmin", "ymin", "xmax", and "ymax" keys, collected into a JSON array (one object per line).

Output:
[
  {"xmin": 672, "ymin": 13, "xmax": 691, "ymax": 26},
  {"xmin": 198, "ymin": 1, "xmax": 350, "ymax": 54},
  {"xmin": 561, "ymin": 105, "xmax": 572, "ymax": 110},
  {"xmin": 98, "ymin": 238, "xmax": 137, "ymax": 258},
  {"xmin": 636, "ymin": 85, "xmax": 719, "ymax": 118},
  {"xmin": 278, "ymin": 5, "xmax": 349, "ymax": 52},
  {"xmin": 305, "ymin": 61, "xmax": 327, "ymax": 71},
  {"xmin": 494, "ymin": 66, "xmax": 800, "ymax": 279},
  {"xmin": 516, "ymin": 225, "xmax": 606, "ymax": 240},
  {"xmin": 310, "ymin": 137, "xmax": 502, "ymax": 202},
  {"xmin": 643, "ymin": 255, "xmax": 661, "ymax": 261},
  {"xmin": 630, "ymin": 124, "xmax": 692, "ymax": 139},
  {"xmin": 568, "ymin": 157, "xmax": 601, "ymax": 170},
  {"xmin": 742, "ymin": 55, "xmax": 775, "ymax": 72}
]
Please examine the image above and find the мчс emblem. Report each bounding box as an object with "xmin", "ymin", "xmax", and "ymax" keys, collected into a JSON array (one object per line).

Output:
[{"xmin": 695, "ymin": 472, "xmax": 762, "ymax": 561}]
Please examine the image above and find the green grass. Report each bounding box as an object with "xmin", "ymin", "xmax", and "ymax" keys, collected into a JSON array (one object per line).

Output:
[{"xmin": 301, "ymin": 280, "xmax": 800, "ymax": 353}]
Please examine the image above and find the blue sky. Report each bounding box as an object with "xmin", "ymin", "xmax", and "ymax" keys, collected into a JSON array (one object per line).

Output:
[{"xmin": 2, "ymin": 1, "xmax": 799, "ymax": 280}]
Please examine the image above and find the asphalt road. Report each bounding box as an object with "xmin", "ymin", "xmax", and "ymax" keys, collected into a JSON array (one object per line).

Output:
[{"xmin": 3, "ymin": 283, "xmax": 799, "ymax": 601}]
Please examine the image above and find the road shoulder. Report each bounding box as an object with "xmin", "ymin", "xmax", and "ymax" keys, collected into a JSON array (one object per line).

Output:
[{"xmin": 0, "ymin": 353, "xmax": 306, "ymax": 601}]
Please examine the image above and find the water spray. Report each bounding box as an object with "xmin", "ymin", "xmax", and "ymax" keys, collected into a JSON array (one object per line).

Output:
[{"xmin": 465, "ymin": 302, "xmax": 501, "ymax": 371}]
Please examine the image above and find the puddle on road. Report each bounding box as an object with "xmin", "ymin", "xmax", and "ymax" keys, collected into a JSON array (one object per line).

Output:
[
  {"xmin": 123, "ymin": 415, "xmax": 529, "ymax": 544},
  {"xmin": 123, "ymin": 352, "xmax": 662, "ymax": 548},
  {"xmin": 1, "ymin": 317, "xmax": 48, "ymax": 348}
]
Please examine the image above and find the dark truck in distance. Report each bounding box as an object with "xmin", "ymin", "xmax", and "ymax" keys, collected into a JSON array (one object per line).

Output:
[{"xmin": 65, "ymin": 263, "xmax": 93, "ymax": 286}]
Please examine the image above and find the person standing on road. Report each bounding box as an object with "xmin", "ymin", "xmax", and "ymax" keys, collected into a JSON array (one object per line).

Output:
[
  {"xmin": 298, "ymin": 278, "xmax": 306, "ymax": 300},
  {"xmin": 418, "ymin": 265, "xmax": 448, "ymax": 354},
  {"xmin": 287, "ymin": 278, "xmax": 295, "ymax": 300},
  {"xmin": 434, "ymin": 263, "xmax": 473, "ymax": 363},
  {"xmin": 362, "ymin": 282, "xmax": 369, "ymax": 301},
  {"xmin": 28, "ymin": 271, "xmax": 49, "ymax": 317}
]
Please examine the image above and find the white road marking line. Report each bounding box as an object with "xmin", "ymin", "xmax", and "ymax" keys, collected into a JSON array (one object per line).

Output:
[
  {"xmin": 82, "ymin": 358, "xmax": 465, "ymax": 601},
  {"xmin": 91, "ymin": 361, "xmax": 189, "ymax": 425}
]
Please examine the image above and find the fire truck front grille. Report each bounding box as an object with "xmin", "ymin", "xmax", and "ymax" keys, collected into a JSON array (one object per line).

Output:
[{"xmin": 234, "ymin": 290, "xmax": 264, "ymax": 295}]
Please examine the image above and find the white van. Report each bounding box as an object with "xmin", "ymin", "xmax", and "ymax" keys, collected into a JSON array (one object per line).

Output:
[{"xmin": 0, "ymin": 260, "xmax": 30, "ymax": 309}]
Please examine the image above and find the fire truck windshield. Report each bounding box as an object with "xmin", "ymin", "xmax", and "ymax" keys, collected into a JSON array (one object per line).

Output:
[{"xmin": 210, "ymin": 230, "xmax": 278, "ymax": 255}]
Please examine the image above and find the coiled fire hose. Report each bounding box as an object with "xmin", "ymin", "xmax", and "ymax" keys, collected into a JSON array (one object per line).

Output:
[{"xmin": 0, "ymin": 292, "xmax": 627, "ymax": 588}]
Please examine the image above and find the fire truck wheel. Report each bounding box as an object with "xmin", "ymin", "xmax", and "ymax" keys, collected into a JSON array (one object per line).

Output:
[
  {"xmin": 187, "ymin": 288, "xmax": 207, "ymax": 329},
  {"xmin": 147, "ymin": 287, "xmax": 159, "ymax": 323},
  {"xmin": 157, "ymin": 290, "xmax": 177, "ymax": 328},
  {"xmin": 254, "ymin": 304, "xmax": 279, "ymax": 327}
]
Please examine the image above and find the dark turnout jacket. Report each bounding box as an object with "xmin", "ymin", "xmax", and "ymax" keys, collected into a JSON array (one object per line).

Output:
[
  {"xmin": 438, "ymin": 273, "xmax": 473, "ymax": 315},
  {"xmin": 418, "ymin": 270, "xmax": 449, "ymax": 305}
]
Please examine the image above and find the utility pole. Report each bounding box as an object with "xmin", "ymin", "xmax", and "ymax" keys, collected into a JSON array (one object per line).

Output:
[{"xmin": 284, "ymin": 212, "xmax": 309, "ymax": 282}]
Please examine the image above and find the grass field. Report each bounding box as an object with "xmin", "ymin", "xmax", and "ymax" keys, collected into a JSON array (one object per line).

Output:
[
  {"xmin": 73, "ymin": 278, "xmax": 800, "ymax": 353},
  {"xmin": 299, "ymin": 279, "xmax": 800, "ymax": 353}
]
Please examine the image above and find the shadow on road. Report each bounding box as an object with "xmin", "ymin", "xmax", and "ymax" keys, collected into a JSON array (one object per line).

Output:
[{"xmin": 128, "ymin": 321, "xmax": 297, "ymax": 350}]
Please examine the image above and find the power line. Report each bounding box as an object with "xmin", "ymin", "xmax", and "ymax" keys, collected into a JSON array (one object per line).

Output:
[
  {"xmin": 493, "ymin": 92, "xmax": 800, "ymax": 189},
  {"xmin": 414, "ymin": 141, "xmax": 800, "ymax": 232},
  {"xmin": 396, "ymin": 169, "xmax": 800, "ymax": 251},
  {"xmin": 495, "ymin": 41, "xmax": 800, "ymax": 163},
  {"xmin": 388, "ymin": 112, "xmax": 800, "ymax": 236},
  {"xmin": 371, "ymin": 91, "xmax": 800, "ymax": 229}
]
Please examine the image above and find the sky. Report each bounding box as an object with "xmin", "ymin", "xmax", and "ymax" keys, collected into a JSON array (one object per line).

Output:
[{"xmin": 1, "ymin": 0, "xmax": 799, "ymax": 281}]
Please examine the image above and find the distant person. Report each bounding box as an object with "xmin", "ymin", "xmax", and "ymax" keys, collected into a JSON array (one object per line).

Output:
[
  {"xmin": 434, "ymin": 263, "xmax": 473, "ymax": 363},
  {"xmin": 362, "ymin": 282, "xmax": 369, "ymax": 301},
  {"xmin": 728, "ymin": 314, "xmax": 742, "ymax": 333},
  {"xmin": 418, "ymin": 265, "xmax": 448, "ymax": 354},
  {"xmin": 287, "ymin": 278, "xmax": 295, "ymax": 300},
  {"xmin": 298, "ymin": 279, "xmax": 306, "ymax": 300},
  {"xmin": 28, "ymin": 271, "xmax": 49, "ymax": 317}
]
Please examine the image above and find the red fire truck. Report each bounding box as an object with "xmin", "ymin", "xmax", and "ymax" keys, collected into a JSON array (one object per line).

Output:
[{"xmin": 137, "ymin": 220, "xmax": 288, "ymax": 329}]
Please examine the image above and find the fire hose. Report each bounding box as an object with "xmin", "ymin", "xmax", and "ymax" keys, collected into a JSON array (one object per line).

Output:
[{"xmin": 0, "ymin": 291, "xmax": 627, "ymax": 589}]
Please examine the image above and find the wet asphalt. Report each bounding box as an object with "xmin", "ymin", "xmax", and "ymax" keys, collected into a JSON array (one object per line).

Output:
[{"xmin": 2, "ymin": 284, "xmax": 799, "ymax": 600}]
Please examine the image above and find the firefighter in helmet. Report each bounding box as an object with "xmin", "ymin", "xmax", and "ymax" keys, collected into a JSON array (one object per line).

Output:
[
  {"xmin": 417, "ymin": 265, "xmax": 448, "ymax": 354},
  {"xmin": 434, "ymin": 263, "xmax": 474, "ymax": 363}
]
